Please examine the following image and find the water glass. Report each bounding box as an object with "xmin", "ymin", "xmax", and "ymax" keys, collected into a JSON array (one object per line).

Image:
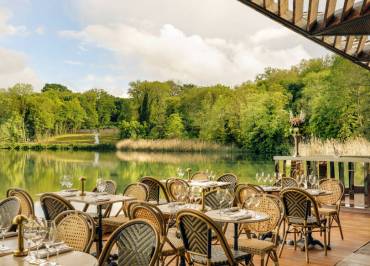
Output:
[
  {"xmin": 0, "ymin": 212, "xmax": 11, "ymax": 252},
  {"xmin": 60, "ymin": 175, "xmax": 73, "ymax": 191},
  {"xmin": 42, "ymin": 220, "xmax": 57, "ymax": 266},
  {"xmin": 224, "ymin": 189, "xmax": 234, "ymax": 209},
  {"xmin": 177, "ymin": 168, "xmax": 185, "ymax": 179}
]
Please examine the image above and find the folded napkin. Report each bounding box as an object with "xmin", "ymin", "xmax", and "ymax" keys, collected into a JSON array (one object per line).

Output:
[
  {"xmin": 95, "ymin": 195, "xmax": 111, "ymax": 202},
  {"xmin": 36, "ymin": 244, "xmax": 73, "ymax": 259},
  {"xmin": 306, "ymin": 189, "xmax": 322, "ymax": 196},
  {"xmin": 223, "ymin": 207, "xmax": 240, "ymax": 213},
  {"xmin": 0, "ymin": 249, "xmax": 12, "ymax": 257},
  {"xmin": 58, "ymin": 191, "xmax": 77, "ymax": 197},
  {"xmin": 4, "ymin": 231, "xmax": 18, "ymax": 238},
  {"xmin": 228, "ymin": 210, "xmax": 252, "ymax": 220}
]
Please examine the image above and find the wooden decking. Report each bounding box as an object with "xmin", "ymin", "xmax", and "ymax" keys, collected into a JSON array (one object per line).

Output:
[{"xmin": 238, "ymin": 210, "xmax": 370, "ymax": 266}]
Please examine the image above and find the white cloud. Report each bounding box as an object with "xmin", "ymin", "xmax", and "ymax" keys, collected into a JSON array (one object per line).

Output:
[
  {"xmin": 64, "ymin": 60, "xmax": 83, "ymax": 65},
  {"xmin": 0, "ymin": 47, "xmax": 42, "ymax": 89},
  {"xmin": 0, "ymin": 7, "xmax": 27, "ymax": 36},
  {"xmin": 250, "ymin": 27, "xmax": 293, "ymax": 44},
  {"xmin": 35, "ymin": 26, "xmax": 45, "ymax": 35},
  {"xmin": 60, "ymin": 23, "xmax": 311, "ymax": 86}
]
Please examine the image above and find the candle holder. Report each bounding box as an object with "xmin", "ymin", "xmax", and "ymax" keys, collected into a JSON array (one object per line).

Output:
[
  {"xmin": 80, "ymin": 176, "xmax": 87, "ymax": 196},
  {"xmin": 12, "ymin": 215, "xmax": 28, "ymax": 257},
  {"xmin": 186, "ymin": 168, "xmax": 192, "ymax": 181},
  {"xmin": 198, "ymin": 188, "xmax": 206, "ymax": 212}
]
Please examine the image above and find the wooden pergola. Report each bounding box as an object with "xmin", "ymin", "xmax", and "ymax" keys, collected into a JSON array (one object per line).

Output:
[{"xmin": 237, "ymin": 0, "xmax": 370, "ymax": 70}]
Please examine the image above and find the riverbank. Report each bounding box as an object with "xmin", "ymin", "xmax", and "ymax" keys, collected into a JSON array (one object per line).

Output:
[{"xmin": 0, "ymin": 143, "xmax": 116, "ymax": 151}]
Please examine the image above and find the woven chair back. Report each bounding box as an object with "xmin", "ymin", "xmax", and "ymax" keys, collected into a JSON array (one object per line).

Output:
[
  {"xmin": 236, "ymin": 184, "xmax": 262, "ymax": 206},
  {"xmin": 55, "ymin": 210, "xmax": 95, "ymax": 253},
  {"xmin": 318, "ymin": 179, "xmax": 344, "ymax": 205},
  {"xmin": 140, "ymin": 176, "xmax": 170, "ymax": 203},
  {"xmin": 98, "ymin": 219, "xmax": 160, "ymax": 266},
  {"xmin": 191, "ymin": 172, "xmax": 208, "ymax": 181},
  {"xmin": 123, "ymin": 183, "xmax": 149, "ymax": 201},
  {"xmin": 7, "ymin": 188, "xmax": 34, "ymax": 217},
  {"xmin": 130, "ymin": 202, "xmax": 166, "ymax": 237},
  {"xmin": 275, "ymin": 177, "xmax": 298, "ymax": 188},
  {"xmin": 166, "ymin": 178, "xmax": 189, "ymax": 201},
  {"xmin": 280, "ymin": 188, "xmax": 320, "ymax": 225},
  {"xmin": 217, "ymin": 173, "xmax": 238, "ymax": 191},
  {"xmin": 0, "ymin": 197, "xmax": 21, "ymax": 228},
  {"xmin": 40, "ymin": 193, "xmax": 74, "ymax": 220},
  {"xmin": 177, "ymin": 209, "xmax": 234, "ymax": 264},
  {"xmin": 204, "ymin": 190, "xmax": 229, "ymax": 210},
  {"xmin": 246, "ymin": 194, "xmax": 282, "ymax": 234}
]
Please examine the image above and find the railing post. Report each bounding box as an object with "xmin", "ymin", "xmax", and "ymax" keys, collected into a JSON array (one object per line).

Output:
[
  {"xmin": 364, "ymin": 163, "xmax": 370, "ymax": 208},
  {"xmin": 330, "ymin": 161, "xmax": 335, "ymax": 178},
  {"xmin": 318, "ymin": 161, "xmax": 328, "ymax": 179},
  {"xmin": 338, "ymin": 162, "xmax": 345, "ymax": 206},
  {"xmin": 348, "ymin": 162, "xmax": 355, "ymax": 207}
]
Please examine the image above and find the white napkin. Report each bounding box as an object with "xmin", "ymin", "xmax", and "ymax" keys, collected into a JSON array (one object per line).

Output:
[
  {"xmin": 228, "ymin": 210, "xmax": 252, "ymax": 220},
  {"xmin": 58, "ymin": 191, "xmax": 76, "ymax": 197},
  {"xmin": 36, "ymin": 244, "xmax": 73, "ymax": 259},
  {"xmin": 95, "ymin": 195, "xmax": 111, "ymax": 202}
]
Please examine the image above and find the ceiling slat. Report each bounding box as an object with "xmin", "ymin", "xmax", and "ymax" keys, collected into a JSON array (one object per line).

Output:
[
  {"xmin": 341, "ymin": 0, "xmax": 355, "ymax": 21},
  {"xmin": 278, "ymin": 0, "xmax": 289, "ymax": 18},
  {"xmin": 345, "ymin": 36, "xmax": 355, "ymax": 53},
  {"xmin": 356, "ymin": 36, "xmax": 368, "ymax": 54},
  {"xmin": 307, "ymin": 0, "xmax": 320, "ymax": 31},
  {"xmin": 324, "ymin": 0, "xmax": 337, "ymax": 25},
  {"xmin": 334, "ymin": 36, "xmax": 343, "ymax": 49},
  {"xmin": 293, "ymin": 0, "xmax": 304, "ymax": 25},
  {"xmin": 361, "ymin": 0, "xmax": 370, "ymax": 14}
]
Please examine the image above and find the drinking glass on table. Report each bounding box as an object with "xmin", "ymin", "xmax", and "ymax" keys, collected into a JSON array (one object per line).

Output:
[
  {"xmin": 216, "ymin": 189, "xmax": 226, "ymax": 214},
  {"xmin": 42, "ymin": 220, "xmax": 57, "ymax": 266},
  {"xmin": 224, "ymin": 189, "xmax": 235, "ymax": 209},
  {"xmin": 191, "ymin": 187, "xmax": 202, "ymax": 209},
  {"xmin": 60, "ymin": 175, "xmax": 73, "ymax": 191},
  {"xmin": 177, "ymin": 168, "xmax": 185, "ymax": 179},
  {"xmin": 24, "ymin": 217, "xmax": 38, "ymax": 263},
  {"xmin": 0, "ymin": 212, "xmax": 11, "ymax": 252},
  {"xmin": 31, "ymin": 217, "xmax": 47, "ymax": 265},
  {"xmin": 96, "ymin": 178, "xmax": 107, "ymax": 193}
]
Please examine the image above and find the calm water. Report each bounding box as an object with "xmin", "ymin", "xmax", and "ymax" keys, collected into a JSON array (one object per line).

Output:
[{"xmin": 0, "ymin": 150, "xmax": 274, "ymax": 198}]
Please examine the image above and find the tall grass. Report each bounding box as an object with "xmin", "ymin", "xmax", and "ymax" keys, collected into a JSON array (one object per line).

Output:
[
  {"xmin": 115, "ymin": 139, "xmax": 232, "ymax": 152},
  {"xmin": 300, "ymin": 137, "xmax": 370, "ymax": 156}
]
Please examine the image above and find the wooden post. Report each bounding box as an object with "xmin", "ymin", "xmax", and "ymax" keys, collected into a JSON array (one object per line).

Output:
[
  {"xmin": 318, "ymin": 161, "xmax": 328, "ymax": 179},
  {"xmin": 274, "ymin": 160, "xmax": 279, "ymax": 179},
  {"xmin": 330, "ymin": 161, "xmax": 335, "ymax": 178},
  {"xmin": 282, "ymin": 160, "xmax": 287, "ymax": 177},
  {"xmin": 364, "ymin": 163, "xmax": 370, "ymax": 208},
  {"xmin": 306, "ymin": 161, "xmax": 312, "ymax": 176},
  {"xmin": 348, "ymin": 162, "xmax": 355, "ymax": 207},
  {"xmin": 338, "ymin": 162, "xmax": 345, "ymax": 206}
]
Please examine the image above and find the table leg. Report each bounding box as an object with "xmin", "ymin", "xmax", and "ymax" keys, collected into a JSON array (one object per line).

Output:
[
  {"xmin": 234, "ymin": 223, "xmax": 238, "ymax": 250},
  {"xmin": 97, "ymin": 205, "xmax": 103, "ymax": 257}
]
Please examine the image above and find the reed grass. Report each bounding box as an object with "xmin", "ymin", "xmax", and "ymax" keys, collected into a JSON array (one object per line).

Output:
[
  {"xmin": 115, "ymin": 138, "xmax": 232, "ymax": 152},
  {"xmin": 300, "ymin": 137, "xmax": 370, "ymax": 156}
]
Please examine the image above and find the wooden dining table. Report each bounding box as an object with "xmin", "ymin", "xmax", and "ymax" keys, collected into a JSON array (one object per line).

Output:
[
  {"xmin": 0, "ymin": 236, "xmax": 97, "ymax": 266},
  {"xmin": 38, "ymin": 191, "xmax": 135, "ymax": 256}
]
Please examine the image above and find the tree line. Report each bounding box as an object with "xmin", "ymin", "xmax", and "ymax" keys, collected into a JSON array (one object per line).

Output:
[{"xmin": 0, "ymin": 55, "xmax": 369, "ymax": 154}]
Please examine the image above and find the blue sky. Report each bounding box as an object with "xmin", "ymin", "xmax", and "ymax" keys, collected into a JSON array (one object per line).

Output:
[{"xmin": 0, "ymin": 0, "xmax": 330, "ymax": 96}]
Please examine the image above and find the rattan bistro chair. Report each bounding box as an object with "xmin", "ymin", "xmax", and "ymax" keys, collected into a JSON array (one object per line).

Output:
[
  {"xmin": 140, "ymin": 176, "xmax": 170, "ymax": 205},
  {"xmin": 318, "ymin": 179, "xmax": 344, "ymax": 245},
  {"xmin": 130, "ymin": 202, "xmax": 185, "ymax": 266},
  {"xmin": 176, "ymin": 209, "xmax": 251, "ymax": 266},
  {"xmin": 240, "ymin": 194, "xmax": 282, "ymax": 266},
  {"xmin": 274, "ymin": 177, "xmax": 298, "ymax": 188},
  {"xmin": 166, "ymin": 178, "xmax": 190, "ymax": 202},
  {"xmin": 98, "ymin": 219, "xmax": 160, "ymax": 266},
  {"xmin": 217, "ymin": 173, "xmax": 238, "ymax": 191},
  {"xmin": 236, "ymin": 184, "xmax": 263, "ymax": 207},
  {"xmin": 40, "ymin": 193, "xmax": 75, "ymax": 220},
  {"xmin": 82, "ymin": 180, "xmax": 117, "ymax": 218},
  {"xmin": 279, "ymin": 188, "xmax": 327, "ymax": 263},
  {"xmin": 102, "ymin": 183, "xmax": 149, "ymax": 232},
  {"xmin": 6, "ymin": 188, "xmax": 35, "ymax": 218},
  {"xmin": 0, "ymin": 197, "xmax": 21, "ymax": 231},
  {"xmin": 55, "ymin": 210, "xmax": 95, "ymax": 253}
]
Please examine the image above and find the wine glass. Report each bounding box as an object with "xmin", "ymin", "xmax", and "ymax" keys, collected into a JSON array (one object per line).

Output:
[
  {"xmin": 0, "ymin": 212, "xmax": 11, "ymax": 251},
  {"xmin": 216, "ymin": 189, "xmax": 226, "ymax": 214},
  {"xmin": 32, "ymin": 217, "xmax": 47, "ymax": 265},
  {"xmin": 244, "ymin": 195, "xmax": 254, "ymax": 210},
  {"xmin": 96, "ymin": 178, "xmax": 106, "ymax": 193},
  {"xmin": 42, "ymin": 220, "xmax": 57, "ymax": 266},
  {"xmin": 256, "ymin": 173, "xmax": 261, "ymax": 184},
  {"xmin": 192, "ymin": 187, "xmax": 202, "ymax": 207},
  {"xmin": 224, "ymin": 189, "xmax": 235, "ymax": 209},
  {"xmin": 61, "ymin": 175, "xmax": 73, "ymax": 191},
  {"xmin": 24, "ymin": 217, "xmax": 38, "ymax": 263},
  {"xmin": 177, "ymin": 168, "xmax": 185, "ymax": 179}
]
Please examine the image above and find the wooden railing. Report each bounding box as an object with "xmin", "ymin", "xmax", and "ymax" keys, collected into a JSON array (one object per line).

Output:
[{"xmin": 273, "ymin": 155, "xmax": 370, "ymax": 209}]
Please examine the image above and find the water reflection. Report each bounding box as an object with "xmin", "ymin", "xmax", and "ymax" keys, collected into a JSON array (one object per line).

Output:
[{"xmin": 0, "ymin": 150, "xmax": 274, "ymax": 198}]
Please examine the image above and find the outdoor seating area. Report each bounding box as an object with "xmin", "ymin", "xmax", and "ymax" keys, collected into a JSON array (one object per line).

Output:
[{"xmin": 1, "ymin": 170, "xmax": 369, "ymax": 266}]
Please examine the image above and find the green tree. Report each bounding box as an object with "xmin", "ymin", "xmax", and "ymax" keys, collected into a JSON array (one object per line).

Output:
[{"xmin": 165, "ymin": 113, "xmax": 185, "ymax": 139}]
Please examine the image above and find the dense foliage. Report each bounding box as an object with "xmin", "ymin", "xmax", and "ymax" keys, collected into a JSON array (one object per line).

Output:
[{"xmin": 0, "ymin": 56, "xmax": 369, "ymax": 155}]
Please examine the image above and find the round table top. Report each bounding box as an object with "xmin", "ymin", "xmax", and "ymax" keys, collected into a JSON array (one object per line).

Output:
[
  {"xmin": 158, "ymin": 203, "xmax": 209, "ymax": 216},
  {"xmin": 0, "ymin": 237, "xmax": 97, "ymax": 266},
  {"xmin": 205, "ymin": 209, "xmax": 270, "ymax": 224}
]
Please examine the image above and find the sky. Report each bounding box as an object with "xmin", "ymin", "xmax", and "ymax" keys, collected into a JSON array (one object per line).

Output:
[{"xmin": 0, "ymin": 0, "xmax": 332, "ymax": 97}]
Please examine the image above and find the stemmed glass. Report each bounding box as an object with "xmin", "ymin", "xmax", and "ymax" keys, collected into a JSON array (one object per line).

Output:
[
  {"xmin": 177, "ymin": 168, "xmax": 185, "ymax": 179},
  {"xmin": 96, "ymin": 178, "xmax": 106, "ymax": 193},
  {"xmin": 33, "ymin": 218, "xmax": 47, "ymax": 265},
  {"xmin": 191, "ymin": 187, "xmax": 202, "ymax": 209},
  {"xmin": 216, "ymin": 189, "xmax": 226, "ymax": 214},
  {"xmin": 60, "ymin": 175, "xmax": 73, "ymax": 191},
  {"xmin": 208, "ymin": 171, "xmax": 216, "ymax": 181},
  {"xmin": 0, "ymin": 212, "xmax": 11, "ymax": 252},
  {"xmin": 42, "ymin": 220, "xmax": 57, "ymax": 266},
  {"xmin": 224, "ymin": 189, "xmax": 235, "ymax": 209}
]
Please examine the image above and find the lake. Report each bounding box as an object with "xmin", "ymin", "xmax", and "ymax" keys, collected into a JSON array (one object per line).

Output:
[{"xmin": 0, "ymin": 150, "xmax": 274, "ymax": 198}]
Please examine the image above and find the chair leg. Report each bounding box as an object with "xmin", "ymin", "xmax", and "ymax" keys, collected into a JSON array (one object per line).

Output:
[
  {"xmin": 278, "ymin": 225, "xmax": 289, "ymax": 258},
  {"xmin": 271, "ymin": 250, "xmax": 279, "ymax": 266},
  {"xmin": 260, "ymin": 255, "xmax": 264, "ymax": 266},
  {"xmin": 304, "ymin": 228, "xmax": 309, "ymax": 263},
  {"xmin": 323, "ymin": 226, "xmax": 327, "ymax": 256},
  {"xmin": 335, "ymin": 214, "xmax": 344, "ymax": 240},
  {"xmin": 293, "ymin": 230, "xmax": 297, "ymax": 251},
  {"xmin": 328, "ymin": 216, "xmax": 331, "ymax": 246}
]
